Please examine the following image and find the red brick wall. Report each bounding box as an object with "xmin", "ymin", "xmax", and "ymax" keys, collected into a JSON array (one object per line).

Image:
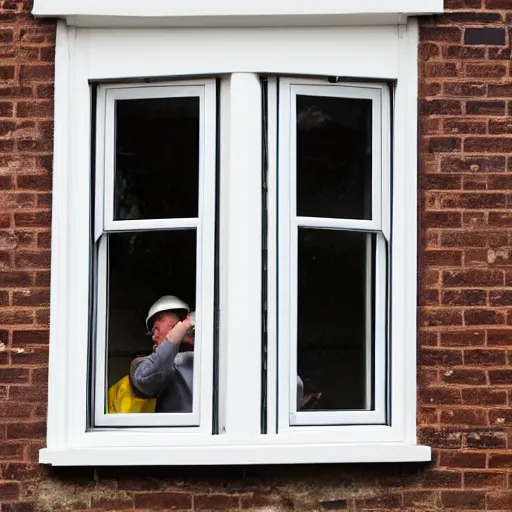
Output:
[{"xmin": 2, "ymin": 0, "xmax": 512, "ymax": 510}]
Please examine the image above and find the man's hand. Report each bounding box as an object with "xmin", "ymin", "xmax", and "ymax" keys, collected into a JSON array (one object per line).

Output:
[{"xmin": 165, "ymin": 316, "xmax": 192, "ymax": 345}]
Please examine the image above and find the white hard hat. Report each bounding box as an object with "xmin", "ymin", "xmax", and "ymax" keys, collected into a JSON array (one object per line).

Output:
[{"xmin": 146, "ymin": 295, "xmax": 190, "ymax": 330}]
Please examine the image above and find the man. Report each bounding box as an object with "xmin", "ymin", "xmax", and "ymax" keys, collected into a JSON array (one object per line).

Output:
[{"xmin": 130, "ymin": 295, "xmax": 195, "ymax": 413}]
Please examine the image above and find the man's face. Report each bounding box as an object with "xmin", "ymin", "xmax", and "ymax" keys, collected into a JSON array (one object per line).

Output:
[{"xmin": 151, "ymin": 312, "xmax": 180, "ymax": 350}]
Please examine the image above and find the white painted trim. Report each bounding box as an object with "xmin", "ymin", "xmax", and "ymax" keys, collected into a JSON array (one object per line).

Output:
[
  {"xmin": 32, "ymin": 0, "xmax": 443, "ymax": 28},
  {"xmin": 42, "ymin": 20, "xmax": 424, "ymax": 465},
  {"xmin": 40, "ymin": 443, "xmax": 431, "ymax": 466}
]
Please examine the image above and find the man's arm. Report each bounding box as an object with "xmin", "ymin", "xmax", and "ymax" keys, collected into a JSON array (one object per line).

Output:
[
  {"xmin": 130, "ymin": 340, "xmax": 180, "ymax": 397},
  {"xmin": 130, "ymin": 317, "xmax": 191, "ymax": 397}
]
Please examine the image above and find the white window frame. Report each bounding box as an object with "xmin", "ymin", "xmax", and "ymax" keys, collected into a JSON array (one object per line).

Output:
[
  {"xmin": 274, "ymin": 80, "xmax": 389, "ymax": 428},
  {"xmin": 39, "ymin": 9, "xmax": 436, "ymax": 465},
  {"xmin": 93, "ymin": 81, "xmax": 216, "ymax": 428}
]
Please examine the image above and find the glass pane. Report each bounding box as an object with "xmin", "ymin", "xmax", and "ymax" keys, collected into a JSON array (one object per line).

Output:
[
  {"xmin": 105, "ymin": 229, "xmax": 197, "ymax": 413},
  {"xmin": 114, "ymin": 97, "xmax": 200, "ymax": 220},
  {"xmin": 297, "ymin": 228, "xmax": 376, "ymax": 411},
  {"xmin": 296, "ymin": 95, "xmax": 372, "ymax": 220}
]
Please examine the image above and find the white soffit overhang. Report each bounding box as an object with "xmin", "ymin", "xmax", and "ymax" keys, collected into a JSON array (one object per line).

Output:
[{"xmin": 32, "ymin": 0, "xmax": 444, "ymax": 27}]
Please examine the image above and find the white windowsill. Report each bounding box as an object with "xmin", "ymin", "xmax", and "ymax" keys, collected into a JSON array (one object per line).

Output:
[{"xmin": 40, "ymin": 443, "xmax": 431, "ymax": 466}]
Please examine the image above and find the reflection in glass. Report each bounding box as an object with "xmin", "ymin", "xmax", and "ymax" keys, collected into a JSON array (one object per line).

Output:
[
  {"xmin": 114, "ymin": 97, "xmax": 200, "ymax": 221},
  {"xmin": 296, "ymin": 95, "xmax": 372, "ymax": 220},
  {"xmin": 105, "ymin": 229, "xmax": 197, "ymax": 413},
  {"xmin": 297, "ymin": 228, "xmax": 375, "ymax": 411}
]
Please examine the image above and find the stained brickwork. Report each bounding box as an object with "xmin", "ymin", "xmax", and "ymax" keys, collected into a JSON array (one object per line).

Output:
[{"xmin": 2, "ymin": 0, "xmax": 512, "ymax": 510}]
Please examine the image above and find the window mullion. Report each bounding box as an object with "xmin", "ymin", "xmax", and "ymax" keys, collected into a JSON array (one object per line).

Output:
[{"xmin": 218, "ymin": 73, "xmax": 263, "ymax": 440}]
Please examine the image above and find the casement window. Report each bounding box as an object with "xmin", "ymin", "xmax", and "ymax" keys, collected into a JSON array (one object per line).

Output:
[{"xmin": 35, "ymin": 0, "xmax": 443, "ymax": 466}]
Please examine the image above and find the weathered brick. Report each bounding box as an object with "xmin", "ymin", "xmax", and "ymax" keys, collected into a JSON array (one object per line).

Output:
[
  {"xmin": 134, "ymin": 492, "xmax": 192, "ymax": 510},
  {"xmin": 440, "ymin": 330, "xmax": 485, "ymax": 347},
  {"xmin": 464, "ymin": 349, "xmax": 506, "ymax": 365},
  {"xmin": 442, "ymin": 369, "xmax": 487, "ymax": 385},
  {"xmin": 442, "ymin": 289, "xmax": 486, "ymax": 306},
  {"xmin": 464, "ymin": 309, "xmax": 505, "ymax": 326},
  {"xmin": 439, "ymin": 451, "xmax": 486, "ymax": 469},
  {"xmin": 462, "ymin": 388, "xmax": 507, "ymax": 405}
]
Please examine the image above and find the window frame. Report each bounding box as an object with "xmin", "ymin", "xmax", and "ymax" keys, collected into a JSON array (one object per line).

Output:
[
  {"xmin": 41, "ymin": 19, "xmax": 430, "ymax": 466},
  {"xmin": 275, "ymin": 79, "xmax": 390, "ymax": 428},
  {"xmin": 92, "ymin": 81, "xmax": 217, "ymax": 429}
]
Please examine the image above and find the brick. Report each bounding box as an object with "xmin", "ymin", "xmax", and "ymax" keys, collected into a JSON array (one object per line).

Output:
[
  {"xmin": 442, "ymin": 369, "xmax": 487, "ymax": 385},
  {"xmin": 464, "ymin": 27, "xmax": 506, "ymax": 46},
  {"xmin": 0, "ymin": 482, "xmax": 20, "ymax": 501},
  {"xmin": 90, "ymin": 497, "xmax": 135, "ymax": 509},
  {"xmin": 0, "ymin": 403, "xmax": 32, "ymax": 419},
  {"xmin": 439, "ymin": 451, "xmax": 486, "ymax": 469},
  {"xmin": 464, "ymin": 309, "xmax": 505, "ymax": 326},
  {"xmin": 464, "ymin": 471, "xmax": 506, "ymax": 489},
  {"xmin": 6, "ymin": 421, "xmax": 46, "ymax": 440},
  {"xmin": 134, "ymin": 492, "xmax": 192, "ymax": 510},
  {"xmin": 489, "ymin": 454, "xmax": 512, "ymax": 468},
  {"xmin": 487, "ymin": 492, "xmax": 512, "ymax": 510},
  {"xmin": 443, "ymin": 269, "xmax": 504, "ymax": 287},
  {"xmin": 8, "ymin": 386, "xmax": 48, "ymax": 403},
  {"xmin": 488, "ymin": 329, "xmax": 512, "ymax": 345},
  {"xmin": 0, "ymin": 310, "xmax": 34, "ymax": 325},
  {"xmin": 19, "ymin": 64, "xmax": 54, "ymax": 81},
  {"xmin": 445, "ymin": 0, "xmax": 482, "ymax": 7},
  {"xmin": 424, "ymin": 250, "xmax": 462, "ymax": 266},
  {"xmin": 442, "ymin": 193, "xmax": 507, "ymax": 209},
  {"xmin": 443, "ymin": 82, "xmax": 486, "ymax": 97},
  {"xmin": 443, "ymin": 118, "xmax": 486, "ymax": 134},
  {"xmin": 421, "ymin": 26, "xmax": 462, "ymax": 43},
  {"xmin": 424, "ymin": 212, "xmax": 462, "ymax": 229},
  {"xmin": 422, "ymin": 309, "xmax": 463, "ymax": 327},
  {"xmin": 0, "ymin": 101, "xmax": 13, "ymax": 117},
  {"xmin": 16, "ymin": 101, "xmax": 53, "ymax": 118},
  {"xmin": 420, "ymin": 99, "xmax": 462, "ymax": 115},
  {"xmin": 194, "ymin": 494, "xmax": 240, "ymax": 510},
  {"xmin": 488, "ymin": 212, "xmax": 512, "ymax": 226},
  {"xmin": 490, "ymin": 120, "xmax": 512, "ymax": 135},
  {"xmin": 420, "ymin": 348, "xmax": 463, "ymax": 366},
  {"xmin": 440, "ymin": 409, "xmax": 487, "ymax": 425},
  {"xmin": 12, "ymin": 330, "xmax": 49, "ymax": 345},
  {"xmin": 14, "ymin": 211, "xmax": 51, "ymax": 228},
  {"xmin": 466, "ymin": 63, "xmax": 507, "ymax": 78},
  {"xmin": 440, "ymin": 156, "xmax": 505, "ymax": 173},
  {"xmin": 10, "ymin": 346, "xmax": 48, "ymax": 365},
  {"xmin": 489, "ymin": 369, "xmax": 512, "ymax": 384},
  {"xmin": 0, "ymin": 367, "xmax": 29, "ymax": 384},
  {"xmin": 0, "ymin": 271, "xmax": 32, "ymax": 287},
  {"xmin": 441, "ymin": 490, "xmax": 485, "ymax": 509},
  {"xmin": 420, "ymin": 387, "xmax": 462, "ymax": 405},
  {"xmin": 424, "ymin": 175, "xmax": 462, "ymax": 190},
  {"xmin": 462, "ymin": 388, "xmax": 507, "ymax": 405},
  {"xmin": 352, "ymin": 494, "xmax": 401, "ymax": 509},
  {"xmin": 464, "ymin": 349, "xmax": 506, "ymax": 365},
  {"xmin": 419, "ymin": 427, "xmax": 462, "ymax": 448},
  {"xmin": 439, "ymin": 11, "xmax": 501, "ymax": 23},
  {"xmin": 12, "ymin": 289, "xmax": 50, "ymax": 307},
  {"xmin": 14, "ymin": 251, "xmax": 51, "ymax": 269},
  {"xmin": 466, "ymin": 101, "xmax": 505, "ymax": 116},
  {"xmin": 445, "ymin": 45, "xmax": 485, "ymax": 59},
  {"xmin": 0, "ymin": 443, "xmax": 23, "ymax": 461},
  {"xmin": 488, "ymin": 83, "xmax": 512, "ymax": 97},
  {"xmin": 442, "ymin": 289, "xmax": 486, "ymax": 306},
  {"xmin": 465, "ymin": 137, "xmax": 512, "ymax": 153},
  {"xmin": 464, "ymin": 430, "xmax": 507, "ymax": 449},
  {"xmin": 425, "ymin": 137, "xmax": 461, "ymax": 153},
  {"xmin": 17, "ymin": 174, "xmax": 52, "ymax": 191},
  {"xmin": 489, "ymin": 409, "xmax": 512, "ymax": 426}
]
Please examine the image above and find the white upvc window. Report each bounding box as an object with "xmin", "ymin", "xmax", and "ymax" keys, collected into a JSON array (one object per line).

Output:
[
  {"xmin": 275, "ymin": 80, "xmax": 390, "ymax": 429},
  {"xmin": 36, "ymin": 0, "xmax": 443, "ymax": 466},
  {"xmin": 94, "ymin": 81, "xmax": 216, "ymax": 428}
]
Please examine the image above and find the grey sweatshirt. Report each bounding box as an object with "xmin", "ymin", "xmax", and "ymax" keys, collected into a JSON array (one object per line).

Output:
[{"xmin": 130, "ymin": 340, "xmax": 193, "ymax": 413}]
